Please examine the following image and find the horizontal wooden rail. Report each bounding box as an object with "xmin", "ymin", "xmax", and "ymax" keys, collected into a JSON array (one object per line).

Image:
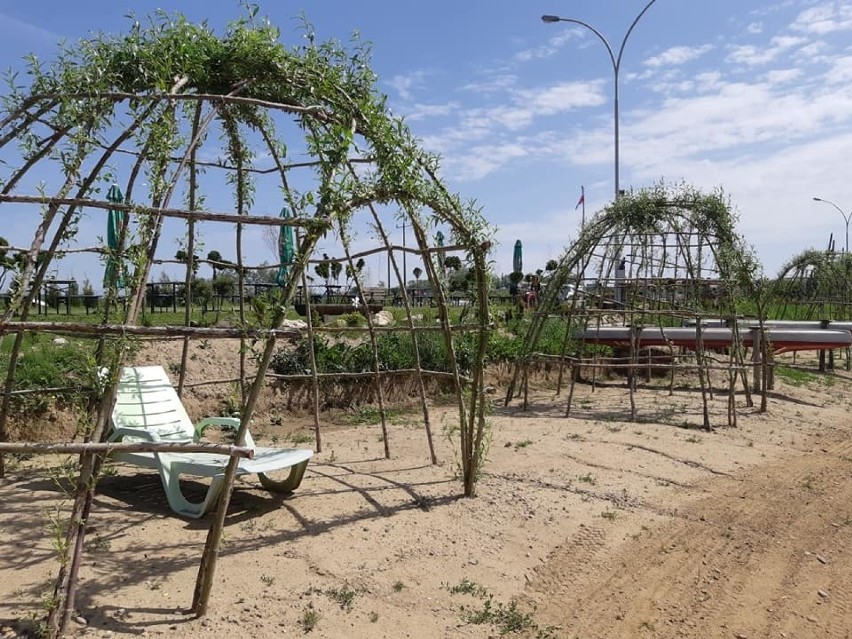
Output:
[{"xmin": 0, "ymin": 441, "xmax": 254, "ymax": 459}]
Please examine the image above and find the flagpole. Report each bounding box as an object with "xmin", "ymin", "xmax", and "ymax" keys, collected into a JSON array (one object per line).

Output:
[{"xmin": 578, "ymin": 185, "xmax": 586, "ymax": 288}]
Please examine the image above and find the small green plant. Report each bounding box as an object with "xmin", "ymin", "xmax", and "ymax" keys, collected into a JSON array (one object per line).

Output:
[
  {"xmin": 289, "ymin": 431, "xmax": 314, "ymax": 444},
  {"xmin": 299, "ymin": 606, "xmax": 320, "ymax": 633},
  {"xmin": 325, "ymin": 584, "xmax": 358, "ymax": 611},
  {"xmin": 513, "ymin": 439, "xmax": 533, "ymax": 450},
  {"xmin": 685, "ymin": 434, "xmax": 702, "ymax": 444},
  {"xmin": 392, "ymin": 581, "xmax": 405, "ymax": 592},
  {"xmin": 222, "ymin": 383, "xmax": 242, "ymax": 416},
  {"xmin": 578, "ymin": 473, "xmax": 597, "ymax": 485},
  {"xmin": 601, "ymin": 508, "xmax": 617, "ymax": 521},
  {"xmin": 368, "ymin": 611, "xmax": 379, "ymax": 623},
  {"xmin": 260, "ymin": 574, "xmax": 275, "ymax": 587},
  {"xmin": 446, "ymin": 578, "xmax": 488, "ymax": 597},
  {"xmin": 775, "ymin": 365, "xmax": 813, "ymax": 386},
  {"xmin": 460, "ymin": 596, "xmax": 555, "ymax": 637},
  {"xmin": 84, "ymin": 534, "xmax": 111, "ymax": 553}
]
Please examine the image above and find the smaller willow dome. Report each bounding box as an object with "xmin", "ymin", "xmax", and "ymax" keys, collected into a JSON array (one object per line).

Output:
[
  {"xmin": 506, "ymin": 182, "xmax": 761, "ymax": 430},
  {"xmin": 772, "ymin": 249, "xmax": 852, "ymax": 320}
]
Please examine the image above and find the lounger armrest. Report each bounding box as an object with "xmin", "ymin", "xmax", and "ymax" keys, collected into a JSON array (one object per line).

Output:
[
  {"xmin": 109, "ymin": 426, "xmax": 162, "ymax": 443},
  {"xmin": 195, "ymin": 417, "xmax": 256, "ymax": 448}
]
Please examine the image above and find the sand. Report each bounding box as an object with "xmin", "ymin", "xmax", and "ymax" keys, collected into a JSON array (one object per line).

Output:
[{"xmin": 2, "ymin": 339, "xmax": 852, "ymax": 638}]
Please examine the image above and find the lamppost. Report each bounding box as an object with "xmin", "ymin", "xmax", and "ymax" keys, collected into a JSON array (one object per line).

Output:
[
  {"xmin": 542, "ymin": 0, "xmax": 659, "ymax": 202},
  {"xmin": 813, "ymin": 197, "xmax": 851, "ymax": 254},
  {"xmin": 386, "ymin": 220, "xmax": 408, "ymax": 295}
]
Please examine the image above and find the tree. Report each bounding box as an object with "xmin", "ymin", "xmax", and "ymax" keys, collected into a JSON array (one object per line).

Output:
[
  {"xmin": 314, "ymin": 253, "xmax": 331, "ymax": 300},
  {"xmin": 191, "ymin": 278, "xmax": 214, "ymax": 315},
  {"xmin": 212, "ymin": 274, "xmax": 237, "ymax": 321},
  {"xmin": 330, "ymin": 260, "xmax": 343, "ymax": 288},
  {"xmin": 207, "ymin": 250, "xmax": 223, "ymax": 280},
  {"xmin": 345, "ymin": 257, "xmax": 366, "ymax": 290},
  {"xmin": 175, "ymin": 249, "xmax": 200, "ymax": 278},
  {"xmin": 444, "ymin": 255, "xmax": 462, "ymax": 271},
  {"xmin": 545, "ymin": 259, "xmax": 558, "ymax": 272},
  {"xmin": 81, "ymin": 277, "xmax": 97, "ymax": 312}
]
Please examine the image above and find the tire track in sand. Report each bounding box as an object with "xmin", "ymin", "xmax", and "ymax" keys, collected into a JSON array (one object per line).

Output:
[{"xmin": 525, "ymin": 434, "xmax": 852, "ymax": 639}]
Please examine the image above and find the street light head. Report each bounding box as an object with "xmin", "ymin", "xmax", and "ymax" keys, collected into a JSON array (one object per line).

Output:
[
  {"xmin": 541, "ymin": 15, "xmax": 561, "ymax": 23},
  {"xmin": 813, "ymin": 197, "xmax": 823, "ymax": 202}
]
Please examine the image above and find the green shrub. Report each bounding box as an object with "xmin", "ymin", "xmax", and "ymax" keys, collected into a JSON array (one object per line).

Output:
[{"xmin": 4, "ymin": 333, "xmax": 96, "ymax": 415}]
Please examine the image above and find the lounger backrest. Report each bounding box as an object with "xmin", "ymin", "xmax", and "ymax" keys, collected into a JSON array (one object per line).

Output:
[{"xmin": 112, "ymin": 366, "xmax": 196, "ymax": 442}]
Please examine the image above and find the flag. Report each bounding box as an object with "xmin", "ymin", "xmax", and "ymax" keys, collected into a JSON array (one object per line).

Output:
[{"xmin": 574, "ymin": 190, "xmax": 585, "ymax": 210}]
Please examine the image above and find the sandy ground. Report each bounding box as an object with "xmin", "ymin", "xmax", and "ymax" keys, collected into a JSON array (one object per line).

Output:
[{"xmin": 2, "ymin": 339, "xmax": 852, "ymax": 638}]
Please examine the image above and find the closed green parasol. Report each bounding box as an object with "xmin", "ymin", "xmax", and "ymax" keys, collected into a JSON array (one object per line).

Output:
[
  {"xmin": 277, "ymin": 206, "xmax": 295, "ymax": 286},
  {"xmin": 513, "ymin": 239, "xmax": 523, "ymax": 275},
  {"xmin": 103, "ymin": 184, "xmax": 125, "ymax": 289}
]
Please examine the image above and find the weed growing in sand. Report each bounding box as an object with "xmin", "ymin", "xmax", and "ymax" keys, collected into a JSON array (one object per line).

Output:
[
  {"xmin": 84, "ymin": 534, "xmax": 111, "ymax": 553},
  {"xmin": 347, "ymin": 405, "xmax": 407, "ymax": 426},
  {"xmin": 289, "ymin": 431, "xmax": 314, "ymax": 444},
  {"xmin": 601, "ymin": 508, "xmax": 617, "ymax": 521},
  {"xmin": 685, "ymin": 435, "xmax": 702, "ymax": 444},
  {"xmin": 325, "ymin": 584, "xmax": 358, "ymax": 611},
  {"xmin": 459, "ymin": 595, "xmax": 556, "ymax": 638},
  {"xmin": 505, "ymin": 439, "xmax": 533, "ymax": 450},
  {"xmin": 299, "ymin": 605, "xmax": 320, "ymax": 632},
  {"xmin": 775, "ymin": 366, "xmax": 813, "ymax": 386},
  {"xmin": 392, "ymin": 581, "xmax": 405, "ymax": 592},
  {"xmin": 222, "ymin": 383, "xmax": 242, "ymax": 416},
  {"xmin": 445, "ymin": 578, "xmax": 488, "ymax": 597},
  {"xmin": 369, "ymin": 611, "xmax": 379, "ymax": 623},
  {"xmin": 260, "ymin": 574, "xmax": 275, "ymax": 587},
  {"xmin": 578, "ymin": 473, "xmax": 597, "ymax": 485}
]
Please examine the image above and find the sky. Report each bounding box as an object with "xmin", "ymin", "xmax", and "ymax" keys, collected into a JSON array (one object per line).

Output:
[{"xmin": 2, "ymin": 0, "xmax": 852, "ymax": 289}]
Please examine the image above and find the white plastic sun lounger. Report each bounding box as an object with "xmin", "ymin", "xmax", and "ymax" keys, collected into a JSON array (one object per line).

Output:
[{"xmin": 108, "ymin": 365, "xmax": 313, "ymax": 518}]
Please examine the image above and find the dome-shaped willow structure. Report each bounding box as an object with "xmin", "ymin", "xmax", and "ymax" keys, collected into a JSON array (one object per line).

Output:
[
  {"xmin": 506, "ymin": 182, "xmax": 761, "ymax": 429},
  {"xmin": 0, "ymin": 11, "xmax": 492, "ymax": 634},
  {"xmin": 772, "ymin": 248, "xmax": 852, "ymax": 320}
]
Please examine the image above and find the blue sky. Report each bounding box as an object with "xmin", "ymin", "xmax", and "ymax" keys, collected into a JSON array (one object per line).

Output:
[{"xmin": 2, "ymin": 0, "xmax": 852, "ymax": 288}]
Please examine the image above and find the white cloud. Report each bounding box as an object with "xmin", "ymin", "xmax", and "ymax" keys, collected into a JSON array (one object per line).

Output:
[
  {"xmin": 644, "ymin": 44, "xmax": 714, "ymax": 68},
  {"xmin": 823, "ymin": 54, "xmax": 852, "ymax": 83},
  {"xmin": 794, "ymin": 40, "xmax": 830, "ymax": 61},
  {"xmin": 514, "ymin": 29, "xmax": 581, "ymax": 62},
  {"xmin": 747, "ymin": 21, "xmax": 765, "ymax": 34},
  {"xmin": 387, "ymin": 71, "xmax": 429, "ymax": 101},
  {"xmin": 791, "ymin": 2, "xmax": 852, "ymax": 34},
  {"xmin": 446, "ymin": 142, "xmax": 531, "ymax": 181},
  {"xmin": 460, "ymin": 75, "xmax": 518, "ymax": 94},
  {"xmin": 726, "ymin": 35, "xmax": 808, "ymax": 66},
  {"xmin": 514, "ymin": 81, "xmax": 608, "ymax": 117},
  {"xmin": 765, "ymin": 67, "xmax": 804, "ymax": 84},
  {"xmin": 405, "ymin": 102, "xmax": 459, "ymax": 122}
]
